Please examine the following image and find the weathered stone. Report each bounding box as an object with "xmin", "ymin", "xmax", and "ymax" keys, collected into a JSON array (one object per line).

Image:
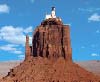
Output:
[
  {"xmin": 25, "ymin": 35, "xmax": 32, "ymax": 60},
  {"xmin": 31, "ymin": 18, "xmax": 72, "ymax": 61}
]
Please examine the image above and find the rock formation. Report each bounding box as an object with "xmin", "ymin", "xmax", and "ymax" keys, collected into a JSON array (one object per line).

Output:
[
  {"xmin": 31, "ymin": 18, "xmax": 72, "ymax": 61},
  {"xmin": 0, "ymin": 7, "xmax": 100, "ymax": 82},
  {"xmin": 25, "ymin": 35, "xmax": 32, "ymax": 60}
]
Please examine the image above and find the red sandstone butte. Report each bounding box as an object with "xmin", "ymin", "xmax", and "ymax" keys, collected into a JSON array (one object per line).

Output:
[{"xmin": 0, "ymin": 9, "xmax": 100, "ymax": 82}]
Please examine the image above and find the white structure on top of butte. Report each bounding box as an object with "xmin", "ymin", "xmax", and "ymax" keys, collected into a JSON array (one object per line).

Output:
[{"xmin": 45, "ymin": 7, "xmax": 56, "ymax": 19}]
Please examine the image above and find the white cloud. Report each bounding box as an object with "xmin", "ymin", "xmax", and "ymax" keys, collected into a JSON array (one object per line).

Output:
[
  {"xmin": 64, "ymin": 23, "xmax": 72, "ymax": 26},
  {"xmin": 78, "ymin": 8, "xmax": 93, "ymax": 12},
  {"xmin": 0, "ymin": 26, "xmax": 33, "ymax": 56},
  {"xmin": 0, "ymin": 26, "xmax": 32, "ymax": 45},
  {"xmin": 29, "ymin": 36, "xmax": 32, "ymax": 45},
  {"xmin": 78, "ymin": 8, "xmax": 100, "ymax": 12},
  {"xmin": 88, "ymin": 13, "xmax": 100, "ymax": 22},
  {"xmin": 24, "ymin": 26, "xmax": 33, "ymax": 33},
  {"xmin": 0, "ymin": 26, "xmax": 25, "ymax": 45},
  {"xmin": 91, "ymin": 53, "xmax": 99, "ymax": 57},
  {"xmin": 18, "ymin": 55, "xmax": 25, "ymax": 60},
  {"xmin": 14, "ymin": 51, "xmax": 22, "ymax": 54},
  {"xmin": 0, "ymin": 44, "xmax": 22, "ymax": 54},
  {"xmin": 0, "ymin": 4, "xmax": 10, "ymax": 13},
  {"xmin": 0, "ymin": 44, "xmax": 16, "ymax": 51}
]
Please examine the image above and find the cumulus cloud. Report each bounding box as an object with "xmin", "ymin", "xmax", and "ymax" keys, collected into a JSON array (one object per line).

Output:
[
  {"xmin": 88, "ymin": 13, "xmax": 100, "ymax": 22},
  {"xmin": 0, "ymin": 4, "xmax": 10, "ymax": 13},
  {"xmin": 91, "ymin": 53, "xmax": 99, "ymax": 57},
  {"xmin": 0, "ymin": 44, "xmax": 22, "ymax": 54},
  {"xmin": 0, "ymin": 26, "xmax": 32, "ymax": 45}
]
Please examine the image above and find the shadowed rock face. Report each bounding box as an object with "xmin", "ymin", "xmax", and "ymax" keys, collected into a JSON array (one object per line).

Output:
[
  {"xmin": 32, "ymin": 18, "xmax": 72, "ymax": 61},
  {"xmin": 0, "ymin": 18, "xmax": 100, "ymax": 82}
]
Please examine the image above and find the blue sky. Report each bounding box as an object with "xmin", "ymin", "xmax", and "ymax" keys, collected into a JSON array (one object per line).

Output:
[{"xmin": 0, "ymin": 0, "xmax": 100, "ymax": 61}]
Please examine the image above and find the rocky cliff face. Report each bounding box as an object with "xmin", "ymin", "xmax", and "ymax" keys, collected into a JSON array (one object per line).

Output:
[
  {"xmin": 32, "ymin": 18, "xmax": 72, "ymax": 61},
  {"xmin": 0, "ymin": 18, "xmax": 100, "ymax": 82}
]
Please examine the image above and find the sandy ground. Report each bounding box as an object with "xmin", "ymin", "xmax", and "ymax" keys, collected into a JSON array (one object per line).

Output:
[
  {"xmin": 0, "ymin": 60, "xmax": 100, "ymax": 78},
  {"xmin": 76, "ymin": 60, "xmax": 100, "ymax": 76},
  {"xmin": 0, "ymin": 61, "xmax": 21, "ymax": 78}
]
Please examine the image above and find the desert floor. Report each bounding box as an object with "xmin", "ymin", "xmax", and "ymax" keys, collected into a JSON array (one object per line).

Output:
[{"xmin": 0, "ymin": 60, "xmax": 99, "ymax": 78}]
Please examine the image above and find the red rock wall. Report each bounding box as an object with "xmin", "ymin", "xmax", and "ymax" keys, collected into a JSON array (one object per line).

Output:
[
  {"xmin": 32, "ymin": 22, "xmax": 72, "ymax": 61},
  {"xmin": 25, "ymin": 35, "xmax": 31, "ymax": 60}
]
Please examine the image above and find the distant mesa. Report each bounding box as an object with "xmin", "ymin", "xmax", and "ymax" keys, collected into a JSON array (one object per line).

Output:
[{"xmin": 0, "ymin": 7, "xmax": 100, "ymax": 82}]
